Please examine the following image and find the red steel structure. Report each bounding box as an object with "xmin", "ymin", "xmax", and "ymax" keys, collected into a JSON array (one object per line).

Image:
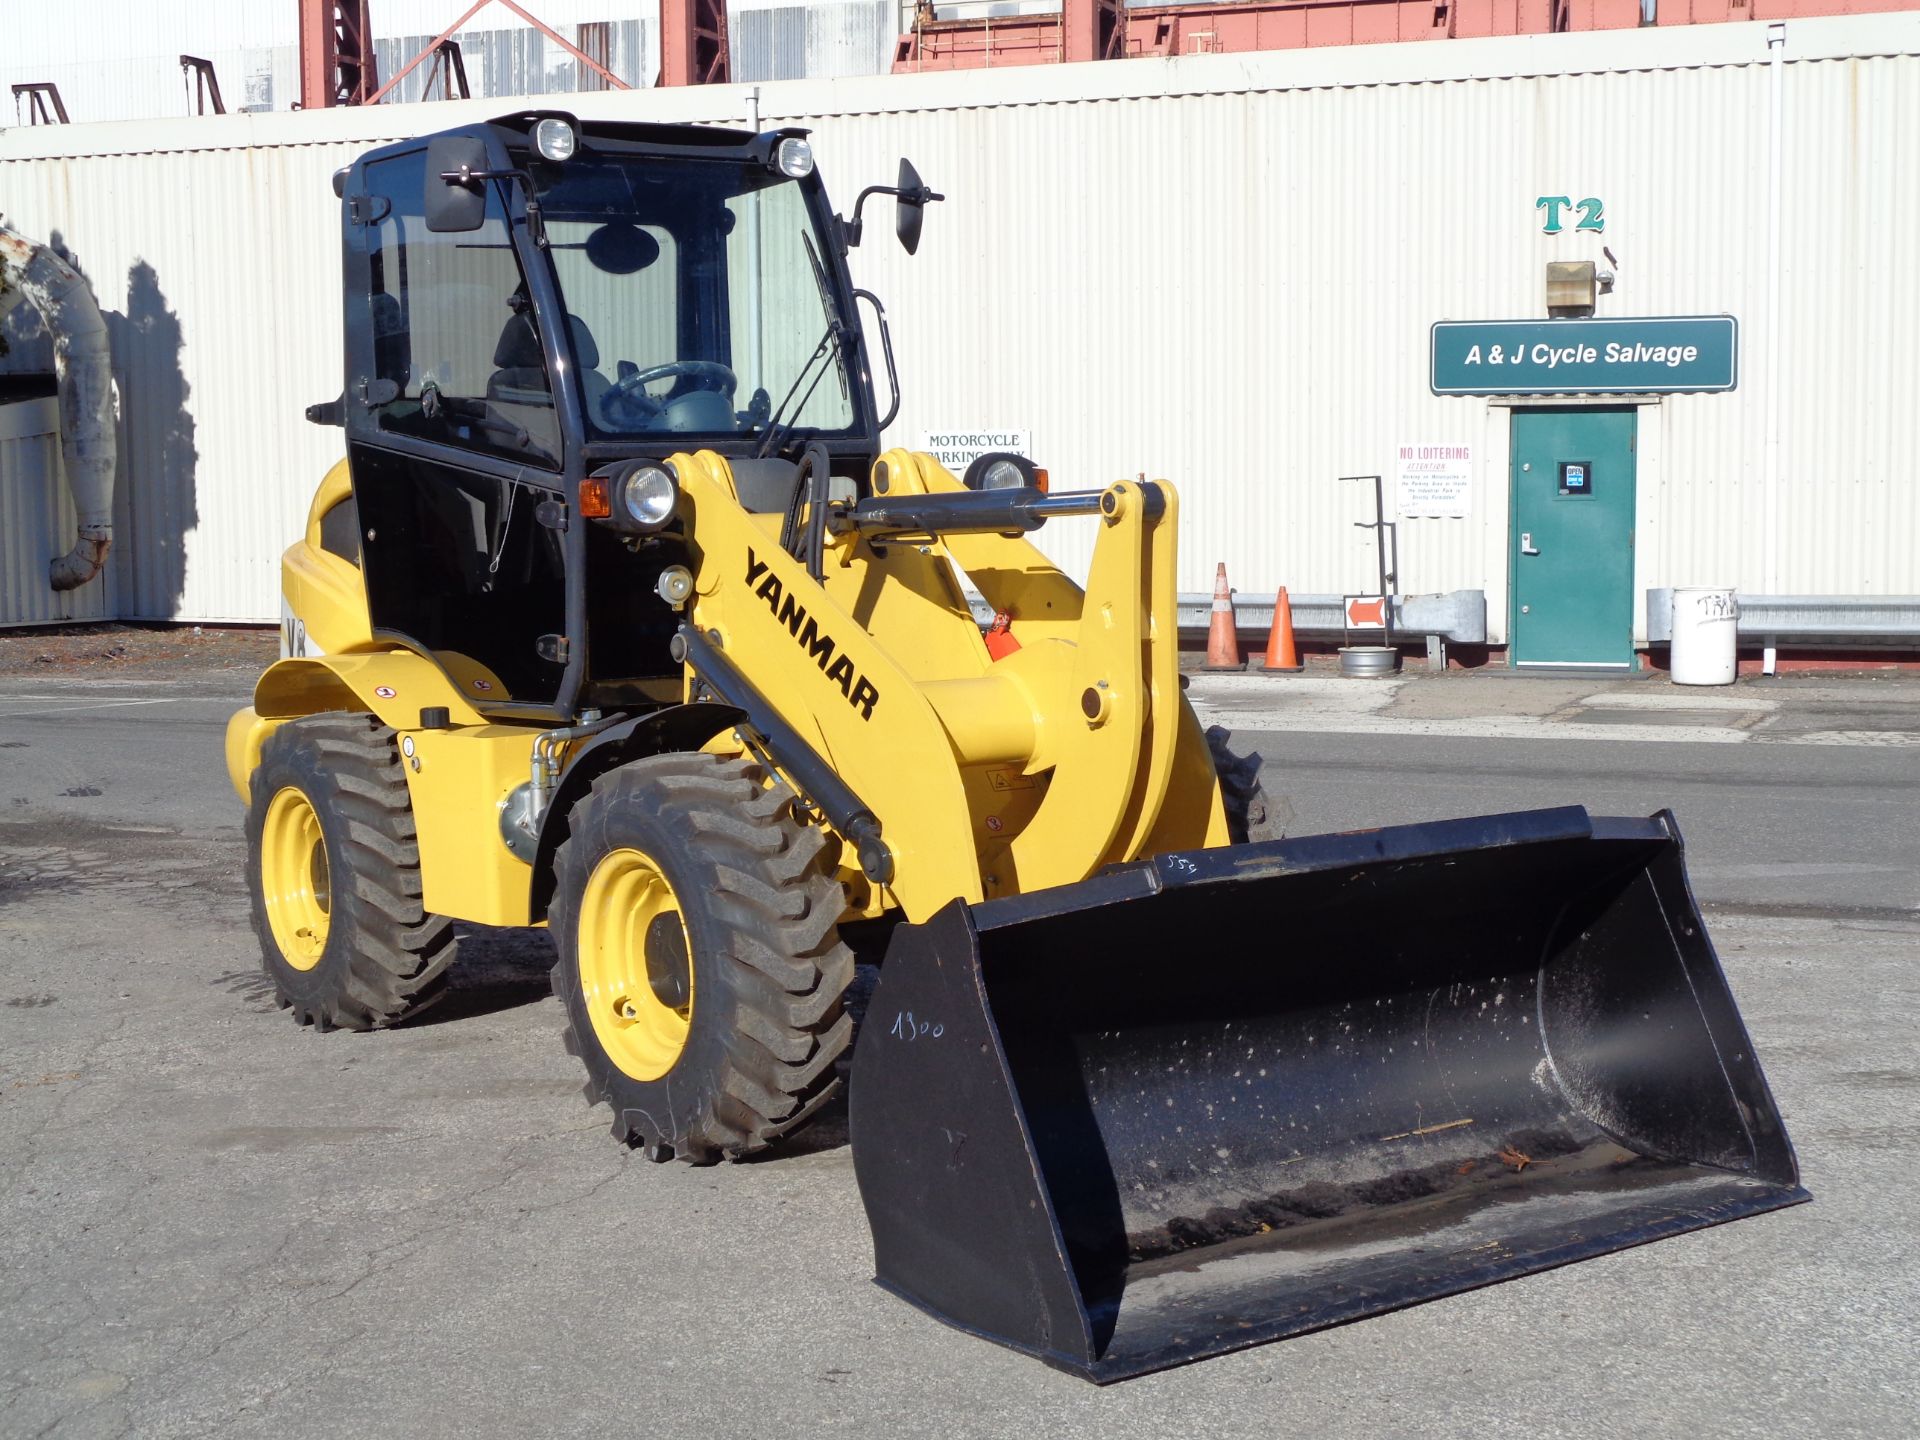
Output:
[
  {"xmin": 367, "ymin": 1, "xmax": 629, "ymax": 103},
  {"xmin": 299, "ymin": 1, "xmax": 380, "ymax": 108},
  {"xmin": 295, "ymin": 0, "xmax": 632, "ymax": 107},
  {"xmin": 895, "ymin": 0, "xmax": 1920, "ymax": 70},
  {"xmin": 660, "ymin": 0, "xmax": 734, "ymax": 85}
]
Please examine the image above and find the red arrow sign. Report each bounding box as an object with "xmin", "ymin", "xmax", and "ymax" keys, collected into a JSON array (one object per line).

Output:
[{"xmin": 1346, "ymin": 595, "xmax": 1387, "ymax": 629}]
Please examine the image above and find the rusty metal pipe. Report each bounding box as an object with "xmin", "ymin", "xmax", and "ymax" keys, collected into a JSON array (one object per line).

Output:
[{"xmin": 0, "ymin": 223, "xmax": 116, "ymax": 592}]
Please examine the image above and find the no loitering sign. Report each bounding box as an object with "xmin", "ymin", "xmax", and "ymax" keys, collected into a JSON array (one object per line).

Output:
[
  {"xmin": 1430, "ymin": 316, "xmax": 1738, "ymax": 396},
  {"xmin": 1396, "ymin": 442, "xmax": 1472, "ymax": 518}
]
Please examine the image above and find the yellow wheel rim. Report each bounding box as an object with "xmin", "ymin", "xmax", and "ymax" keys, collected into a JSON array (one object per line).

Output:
[
  {"xmin": 261, "ymin": 786, "xmax": 332, "ymax": 971},
  {"xmin": 577, "ymin": 847, "xmax": 694, "ymax": 1082}
]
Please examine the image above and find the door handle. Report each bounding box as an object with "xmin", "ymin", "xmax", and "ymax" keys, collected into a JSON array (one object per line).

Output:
[{"xmin": 1520, "ymin": 532, "xmax": 1541, "ymax": 556}]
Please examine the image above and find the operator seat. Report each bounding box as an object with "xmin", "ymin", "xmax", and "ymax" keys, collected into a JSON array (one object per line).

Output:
[
  {"xmin": 488, "ymin": 310, "xmax": 612, "ymax": 417},
  {"xmin": 370, "ymin": 292, "xmax": 411, "ymax": 392}
]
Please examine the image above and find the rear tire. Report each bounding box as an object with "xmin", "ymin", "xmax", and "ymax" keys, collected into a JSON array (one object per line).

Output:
[
  {"xmin": 550, "ymin": 753, "xmax": 856, "ymax": 1163},
  {"xmin": 1207, "ymin": 724, "xmax": 1281, "ymax": 844},
  {"xmin": 244, "ymin": 712, "xmax": 457, "ymax": 1030}
]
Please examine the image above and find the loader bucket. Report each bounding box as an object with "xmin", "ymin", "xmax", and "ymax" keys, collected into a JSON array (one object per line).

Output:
[{"xmin": 849, "ymin": 807, "xmax": 1807, "ymax": 1382}]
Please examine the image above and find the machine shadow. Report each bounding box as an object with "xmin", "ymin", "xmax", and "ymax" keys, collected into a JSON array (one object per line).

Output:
[
  {"xmin": 407, "ymin": 923, "xmax": 560, "ymax": 1025},
  {"xmin": 48, "ymin": 236, "xmax": 200, "ymax": 621},
  {"xmin": 112, "ymin": 256, "xmax": 199, "ymax": 619}
]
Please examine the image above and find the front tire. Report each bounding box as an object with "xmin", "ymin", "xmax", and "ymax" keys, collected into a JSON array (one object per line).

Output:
[
  {"xmin": 550, "ymin": 754, "xmax": 855, "ymax": 1163},
  {"xmin": 1207, "ymin": 724, "xmax": 1281, "ymax": 844},
  {"xmin": 244, "ymin": 712, "xmax": 458, "ymax": 1030}
]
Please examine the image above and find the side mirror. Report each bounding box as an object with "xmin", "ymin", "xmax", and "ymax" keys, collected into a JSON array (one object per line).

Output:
[
  {"xmin": 843, "ymin": 162, "xmax": 943, "ymax": 253},
  {"xmin": 424, "ymin": 135, "xmax": 489, "ymax": 233},
  {"xmin": 896, "ymin": 158, "xmax": 930, "ymax": 256}
]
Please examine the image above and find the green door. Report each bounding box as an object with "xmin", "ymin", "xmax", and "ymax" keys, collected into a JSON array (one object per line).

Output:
[{"xmin": 1510, "ymin": 407, "xmax": 1637, "ymax": 668}]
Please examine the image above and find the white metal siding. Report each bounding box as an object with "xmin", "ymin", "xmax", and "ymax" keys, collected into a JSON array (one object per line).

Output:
[
  {"xmin": 0, "ymin": 1, "xmax": 297, "ymax": 124},
  {"xmin": 0, "ymin": 15, "xmax": 1913, "ymax": 636},
  {"xmin": 1774, "ymin": 54, "xmax": 1919, "ymax": 595},
  {"xmin": 0, "ymin": 141, "xmax": 362, "ymax": 622},
  {"xmin": 765, "ymin": 23, "xmax": 1920, "ymax": 630},
  {"xmin": 736, "ymin": 2, "xmax": 898, "ymax": 82},
  {"xmin": 0, "ymin": 397, "xmax": 114, "ymax": 627}
]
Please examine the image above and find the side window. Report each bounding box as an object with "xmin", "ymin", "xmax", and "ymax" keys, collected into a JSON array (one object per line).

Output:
[{"xmin": 362, "ymin": 149, "xmax": 562, "ymax": 467}]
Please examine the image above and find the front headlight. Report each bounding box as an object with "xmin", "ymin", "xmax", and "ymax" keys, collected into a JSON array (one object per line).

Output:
[
  {"xmin": 534, "ymin": 117, "xmax": 576, "ymax": 163},
  {"xmin": 962, "ymin": 450, "xmax": 1046, "ymax": 493},
  {"xmin": 975, "ymin": 458, "xmax": 1027, "ymax": 491},
  {"xmin": 617, "ymin": 464, "xmax": 679, "ymax": 530},
  {"xmin": 776, "ymin": 137, "xmax": 815, "ymax": 178}
]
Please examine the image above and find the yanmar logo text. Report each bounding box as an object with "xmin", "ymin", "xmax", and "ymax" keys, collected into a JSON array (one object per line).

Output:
[{"xmin": 744, "ymin": 548, "xmax": 879, "ymax": 720}]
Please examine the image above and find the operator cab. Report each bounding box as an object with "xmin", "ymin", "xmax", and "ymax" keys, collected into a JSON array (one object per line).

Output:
[{"xmin": 318, "ymin": 112, "xmax": 936, "ymax": 720}]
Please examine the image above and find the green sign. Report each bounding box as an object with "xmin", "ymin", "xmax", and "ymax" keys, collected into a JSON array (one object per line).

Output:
[
  {"xmin": 1536, "ymin": 196, "xmax": 1605, "ymax": 233},
  {"xmin": 1430, "ymin": 317, "xmax": 1738, "ymax": 396}
]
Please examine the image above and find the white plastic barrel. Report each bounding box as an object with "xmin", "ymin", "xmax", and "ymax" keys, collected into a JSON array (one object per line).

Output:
[{"xmin": 1670, "ymin": 587, "xmax": 1739, "ymax": 685}]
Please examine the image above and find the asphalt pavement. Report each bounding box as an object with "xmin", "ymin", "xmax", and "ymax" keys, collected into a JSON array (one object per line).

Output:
[{"xmin": 1, "ymin": 666, "xmax": 1915, "ymax": 1439}]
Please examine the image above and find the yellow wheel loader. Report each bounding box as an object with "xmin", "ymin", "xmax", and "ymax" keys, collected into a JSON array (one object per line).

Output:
[{"xmin": 229, "ymin": 112, "xmax": 1807, "ymax": 1381}]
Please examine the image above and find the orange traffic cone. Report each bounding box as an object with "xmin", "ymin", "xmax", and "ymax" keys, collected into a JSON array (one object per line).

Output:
[
  {"xmin": 1203, "ymin": 562, "xmax": 1243, "ymax": 671},
  {"xmin": 1257, "ymin": 586, "xmax": 1303, "ymax": 672}
]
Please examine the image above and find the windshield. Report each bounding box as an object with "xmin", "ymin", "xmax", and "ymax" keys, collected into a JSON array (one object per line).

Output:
[{"xmin": 530, "ymin": 152, "xmax": 856, "ymax": 442}]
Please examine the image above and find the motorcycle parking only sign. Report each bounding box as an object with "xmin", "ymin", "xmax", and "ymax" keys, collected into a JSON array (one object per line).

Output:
[{"xmin": 916, "ymin": 429, "xmax": 1030, "ymax": 472}]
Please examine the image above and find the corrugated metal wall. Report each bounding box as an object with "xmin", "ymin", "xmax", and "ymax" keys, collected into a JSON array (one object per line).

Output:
[
  {"xmin": 735, "ymin": 2, "xmax": 898, "ymax": 81},
  {"xmin": 769, "ymin": 21, "xmax": 1920, "ymax": 625},
  {"xmin": 0, "ymin": 397, "xmax": 115, "ymax": 626},
  {"xmin": 0, "ymin": 140, "xmax": 361, "ymax": 622},
  {"xmin": 0, "ymin": 15, "xmax": 1913, "ymax": 634}
]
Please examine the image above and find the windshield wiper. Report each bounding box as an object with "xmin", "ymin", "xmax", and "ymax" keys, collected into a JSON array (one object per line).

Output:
[
  {"xmin": 752, "ymin": 324, "xmax": 835, "ymax": 460},
  {"xmin": 802, "ymin": 231, "xmax": 853, "ymax": 408},
  {"xmin": 752, "ymin": 232, "xmax": 851, "ymax": 460}
]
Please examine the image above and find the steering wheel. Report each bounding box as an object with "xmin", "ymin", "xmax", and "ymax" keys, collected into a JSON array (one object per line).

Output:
[
  {"xmin": 600, "ymin": 360, "xmax": 738, "ymax": 431},
  {"xmin": 615, "ymin": 360, "xmax": 737, "ymax": 403}
]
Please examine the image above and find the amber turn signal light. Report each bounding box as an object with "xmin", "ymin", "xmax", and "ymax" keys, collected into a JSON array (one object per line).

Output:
[{"xmin": 579, "ymin": 475, "xmax": 611, "ymax": 518}]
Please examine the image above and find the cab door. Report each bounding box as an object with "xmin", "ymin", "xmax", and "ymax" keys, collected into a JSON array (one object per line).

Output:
[{"xmin": 343, "ymin": 145, "xmax": 570, "ymax": 706}]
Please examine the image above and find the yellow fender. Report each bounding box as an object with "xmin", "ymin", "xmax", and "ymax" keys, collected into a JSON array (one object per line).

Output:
[
  {"xmin": 227, "ymin": 648, "xmax": 540, "ymax": 927},
  {"xmin": 224, "ymin": 651, "xmax": 487, "ymax": 801},
  {"xmin": 284, "ymin": 459, "xmax": 377, "ymax": 658}
]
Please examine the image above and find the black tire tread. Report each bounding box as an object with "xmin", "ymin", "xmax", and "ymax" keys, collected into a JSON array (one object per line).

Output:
[
  {"xmin": 1207, "ymin": 724, "xmax": 1280, "ymax": 844},
  {"xmin": 551, "ymin": 752, "xmax": 855, "ymax": 1164},
  {"xmin": 246, "ymin": 712, "xmax": 457, "ymax": 1030}
]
